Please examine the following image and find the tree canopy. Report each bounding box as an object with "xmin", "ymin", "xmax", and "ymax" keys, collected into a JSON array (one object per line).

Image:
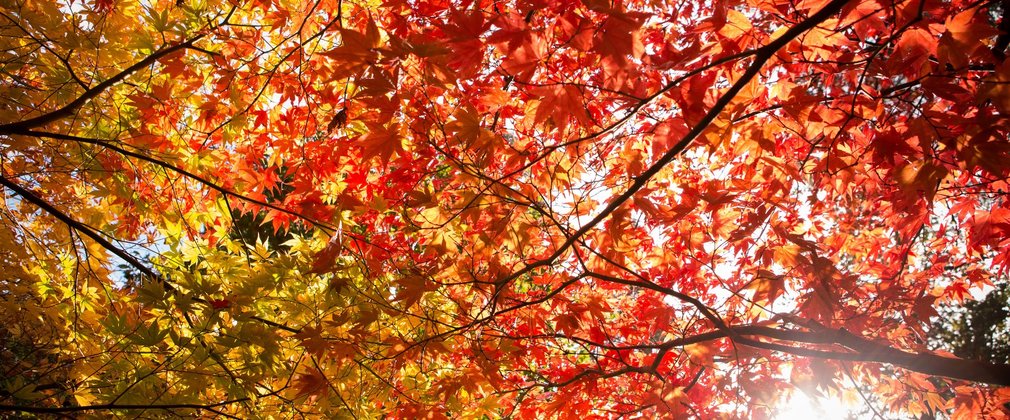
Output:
[{"xmin": 1, "ymin": 0, "xmax": 1010, "ymax": 417}]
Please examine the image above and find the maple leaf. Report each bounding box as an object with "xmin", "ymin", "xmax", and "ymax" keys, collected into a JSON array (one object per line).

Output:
[
  {"xmin": 937, "ymin": 9, "xmax": 997, "ymax": 68},
  {"xmin": 969, "ymin": 208, "xmax": 1010, "ymax": 251},
  {"xmin": 308, "ymin": 233, "xmax": 344, "ymax": 274},
  {"xmin": 294, "ymin": 325, "xmax": 331, "ymax": 357},
  {"xmin": 895, "ymin": 160, "xmax": 948, "ymax": 202},
  {"xmin": 980, "ymin": 60, "xmax": 1010, "ymax": 113},
  {"xmin": 489, "ymin": 13, "xmax": 546, "ymax": 78},
  {"xmin": 746, "ymin": 270, "xmax": 786, "ymax": 307},
  {"xmin": 293, "ymin": 369, "xmax": 330, "ymax": 398},
  {"xmin": 324, "ymin": 18, "xmax": 384, "ymax": 77},
  {"xmin": 357, "ymin": 123, "xmax": 405, "ymax": 164},
  {"xmin": 594, "ymin": 10, "xmax": 647, "ymax": 73},
  {"xmin": 209, "ymin": 299, "xmax": 231, "ymax": 309},
  {"xmin": 684, "ymin": 342, "xmax": 718, "ymax": 366},
  {"xmin": 532, "ymin": 85, "xmax": 592, "ymax": 134},
  {"xmin": 889, "ymin": 26, "xmax": 937, "ymax": 77},
  {"xmin": 552, "ymin": 312, "xmax": 581, "ymax": 336},
  {"xmin": 326, "ymin": 108, "xmax": 348, "ymax": 133},
  {"xmin": 93, "ymin": 0, "xmax": 114, "ymax": 13},
  {"xmin": 393, "ymin": 273, "xmax": 427, "ymax": 308}
]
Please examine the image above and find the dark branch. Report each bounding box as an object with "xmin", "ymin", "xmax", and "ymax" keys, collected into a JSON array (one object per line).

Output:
[
  {"xmin": 692, "ymin": 325, "xmax": 1010, "ymax": 386},
  {"xmin": 12, "ymin": 129, "xmax": 336, "ymax": 233},
  {"xmin": 0, "ymin": 398, "xmax": 249, "ymax": 414},
  {"xmin": 493, "ymin": 0, "xmax": 853, "ymax": 289},
  {"xmin": 0, "ymin": 172, "xmax": 300, "ymax": 334},
  {"xmin": 0, "ymin": 174, "xmax": 159, "ymax": 279},
  {"xmin": 0, "ymin": 36, "xmax": 203, "ymax": 134},
  {"xmin": 543, "ymin": 323, "xmax": 1010, "ymax": 386}
]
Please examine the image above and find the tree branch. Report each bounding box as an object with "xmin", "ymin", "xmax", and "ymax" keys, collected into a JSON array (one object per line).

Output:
[
  {"xmin": 0, "ymin": 174, "xmax": 159, "ymax": 279},
  {"xmin": 692, "ymin": 325, "xmax": 1010, "ymax": 386},
  {"xmin": 12, "ymin": 129, "xmax": 336, "ymax": 233},
  {"xmin": 543, "ymin": 324, "xmax": 1010, "ymax": 386},
  {"xmin": 0, "ymin": 36, "xmax": 203, "ymax": 134},
  {"xmin": 0, "ymin": 173, "xmax": 300, "ymax": 334},
  {"xmin": 0, "ymin": 398, "xmax": 249, "ymax": 414},
  {"xmin": 493, "ymin": 0, "xmax": 853, "ymax": 288}
]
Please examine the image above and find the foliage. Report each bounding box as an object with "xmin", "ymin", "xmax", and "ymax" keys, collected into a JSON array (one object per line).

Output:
[
  {"xmin": 1, "ymin": 0, "xmax": 1010, "ymax": 417},
  {"xmin": 932, "ymin": 281, "xmax": 1010, "ymax": 365}
]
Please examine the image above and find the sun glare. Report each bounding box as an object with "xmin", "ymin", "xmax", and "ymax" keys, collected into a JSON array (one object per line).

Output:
[{"xmin": 775, "ymin": 391, "xmax": 853, "ymax": 420}]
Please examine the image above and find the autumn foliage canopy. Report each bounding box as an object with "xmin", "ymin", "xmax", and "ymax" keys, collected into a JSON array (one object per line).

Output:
[{"xmin": 2, "ymin": 0, "xmax": 1010, "ymax": 416}]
